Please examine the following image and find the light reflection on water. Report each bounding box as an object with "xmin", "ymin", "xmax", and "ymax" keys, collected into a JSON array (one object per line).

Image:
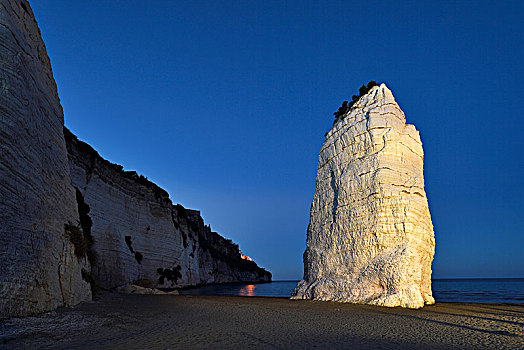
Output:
[
  {"xmin": 180, "ymin": 281, "xmax": 297, "ymax": 298},
  {"xmin": 239, "ymin": 284, "xmax": 256, "ymax": 296}
]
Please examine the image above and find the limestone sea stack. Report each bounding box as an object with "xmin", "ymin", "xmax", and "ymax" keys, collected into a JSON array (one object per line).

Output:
[{"xmin": 292, "ymin": 84, "xmax": 435, "ymax": 308}]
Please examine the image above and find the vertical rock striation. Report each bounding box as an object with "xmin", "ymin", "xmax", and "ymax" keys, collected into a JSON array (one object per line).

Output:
[
  {"xmin": 0, "ymin": 0, "xmax": 91, "ymax": 316},
  {"xmin": 65, "ymin": 129, "xmax": 271, "ymax": 289},
  {"xmin": 292, "ymin": 84, "xmax": 434, "ymax": 308}
]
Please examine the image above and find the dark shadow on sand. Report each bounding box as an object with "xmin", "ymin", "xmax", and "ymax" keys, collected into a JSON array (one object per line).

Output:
[{"xmin": 369, "ymin": 306, "xmax": 521, "ymax": 338}]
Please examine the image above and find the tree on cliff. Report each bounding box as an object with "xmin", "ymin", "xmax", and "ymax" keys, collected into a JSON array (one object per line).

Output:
[{"xmin": 333, "ymin": 81, "xmax": 380, "ymax": 121}]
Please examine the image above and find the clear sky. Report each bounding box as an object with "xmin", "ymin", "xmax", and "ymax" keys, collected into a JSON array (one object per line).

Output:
[{"xmin": 31, "ymin": 1, "xmax": 523, "ymax": 280}]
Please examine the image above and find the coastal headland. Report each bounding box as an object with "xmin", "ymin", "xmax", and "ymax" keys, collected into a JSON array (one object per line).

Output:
[{"xmin": 1, "ymin": 293, "xmax": 522, "ymax": 349}]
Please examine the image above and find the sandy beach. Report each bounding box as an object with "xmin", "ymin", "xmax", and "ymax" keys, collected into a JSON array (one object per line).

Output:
[{"xmin": 1, "ymin": 292, "xmax": 522, "ymax": 349}]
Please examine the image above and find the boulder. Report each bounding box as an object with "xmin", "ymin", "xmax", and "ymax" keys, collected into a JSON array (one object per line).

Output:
[{"xmin": 117, "ymin": 284, "xmax": 179, "ymax": 295}]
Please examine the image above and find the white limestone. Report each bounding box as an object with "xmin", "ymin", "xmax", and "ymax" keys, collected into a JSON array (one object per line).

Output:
[
  {"xmin": 0, "ymin": 0, "xmax": 91, "ymax": 316},
  {"xmin": 292, "ymin": 84, "xmax": 435, "ymax": 308}
]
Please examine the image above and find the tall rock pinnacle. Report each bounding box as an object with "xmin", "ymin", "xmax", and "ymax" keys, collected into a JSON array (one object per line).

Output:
[{"xmin": 292, "ymin": 84, "xmax": 435, "ymax": 308}]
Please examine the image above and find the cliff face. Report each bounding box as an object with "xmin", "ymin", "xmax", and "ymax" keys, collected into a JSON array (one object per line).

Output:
[
  {"xmin": 180, "ymin": 208, "xmax": 272, "ymax": 284},
  {"xmin": 0, "ymin": 0, "xmax": 91, "ymax": 316},
  {"xmin": 292, "ymin": 84, "xmax": 434, "ymax": 308},
  {"xmin": 0, "ymin": 0, "xmax": 269, "ymax": 316},
  {"xmin": 65, "ymin": 129, "xmax": 271, "ymax": 289}
]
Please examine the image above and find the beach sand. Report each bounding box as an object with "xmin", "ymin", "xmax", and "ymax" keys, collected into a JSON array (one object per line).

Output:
[{"xmin": 1, "ymin": 292, "xmax": 522, "ymax": 349}]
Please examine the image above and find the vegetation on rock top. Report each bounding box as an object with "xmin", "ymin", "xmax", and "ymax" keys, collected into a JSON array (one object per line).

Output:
[{"xmin": 333, "ymin": 80, "xmax": 379, "ymax": 123}]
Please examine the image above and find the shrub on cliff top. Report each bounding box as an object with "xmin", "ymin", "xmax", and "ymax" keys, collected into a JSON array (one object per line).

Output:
[
  {"xmin": 333, "ymin": 80, "xmax": 380, "ymax": 121},
  {"xmin": 358, "ymin": 84, "xmax": 368, "ymax": 96},
  {"xmin": 333, "ymin": 101, "xmax": 350, "ymax": 120},
  {"xmin": 367, "ymin": 80, "xmax": 378, "ymax": 89}
]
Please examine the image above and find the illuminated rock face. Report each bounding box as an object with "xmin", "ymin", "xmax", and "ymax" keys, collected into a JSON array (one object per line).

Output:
[
  {"xmin": 292, "ymin": 84, "xmax": 435, "ymax": 308},
  {"xmin": 0, "ymin": 0, "xmax": 91, "ymax": 316}
]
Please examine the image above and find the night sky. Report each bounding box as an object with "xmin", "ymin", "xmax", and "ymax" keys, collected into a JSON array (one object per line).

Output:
[{"xmin": 31, "ymin": 1, "xmax": 523, "ymax": 280}]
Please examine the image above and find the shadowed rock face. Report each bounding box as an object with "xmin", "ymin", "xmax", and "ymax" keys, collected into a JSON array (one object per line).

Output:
[
  {"xmin": 0, "ymin": 0, "xmax": 269, "ymax": 316},
  {"xmin": 292, "ymin": 84, "xmax": 434, "ymax": 308},
  {"xmin": 65, "ymin": 129, "xmax": 271, "ymax": 289},
  {"xmin": 0, "ymin": 0, "xmax": 91, "ymax": 316}
]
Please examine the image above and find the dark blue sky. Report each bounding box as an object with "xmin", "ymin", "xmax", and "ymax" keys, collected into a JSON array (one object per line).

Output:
[{"xmin": 31, "ymin": 1, "xmax": 523, "ymax": 279}]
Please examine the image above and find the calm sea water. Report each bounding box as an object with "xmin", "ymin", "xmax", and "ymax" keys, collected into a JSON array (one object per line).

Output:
[{"xmin": 180, "ymin": 279, "xmax": 524, "ymax": 303}]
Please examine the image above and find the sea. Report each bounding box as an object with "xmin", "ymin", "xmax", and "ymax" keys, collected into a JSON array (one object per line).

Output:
[{"xmin": 180, "ymin": 278, "xmax": 524, "ymax": 303}]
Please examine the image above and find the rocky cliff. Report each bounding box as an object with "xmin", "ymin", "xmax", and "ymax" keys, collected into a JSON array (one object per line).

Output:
[
  {"xmin": 0, "ymin": 0, "xmax": 269, "ymax": 317},
  {"xmin": 65, "ymin": 128, "xmax": 271, "ymax": 289},
  {"xmin": 292, "ymin": 84, "xmax": 434, "ymax": 308},
  {"xmin": 0, "ymin": 0, "xmax": 91, "ymax": 316}
]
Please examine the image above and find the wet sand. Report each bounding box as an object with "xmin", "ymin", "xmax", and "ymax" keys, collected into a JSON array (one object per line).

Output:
[{"xmin": 1, "ymin": 292, "xmax": 523, "ymax": 349}]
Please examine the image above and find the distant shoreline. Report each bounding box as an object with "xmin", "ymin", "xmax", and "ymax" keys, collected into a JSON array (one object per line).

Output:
[{"xmin": 179, "ymin": 279, "xmax": 524, "ymax": 304}]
